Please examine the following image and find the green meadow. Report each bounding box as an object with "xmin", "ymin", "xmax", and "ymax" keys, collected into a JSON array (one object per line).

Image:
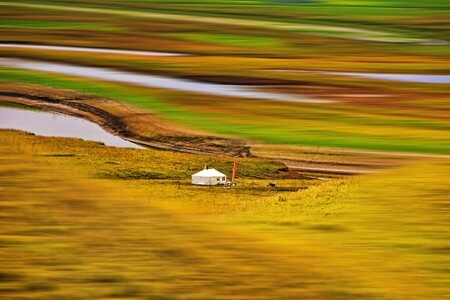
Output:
[{"xmin": 166, "ymin": 32, "xmax": 285, "ymax": 49}]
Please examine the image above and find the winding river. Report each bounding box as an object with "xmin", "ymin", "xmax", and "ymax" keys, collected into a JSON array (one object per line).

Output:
[
  {"xmin": 327, "ymin": 71, "xmax": 450, "ymax": 84},
  {"xmin": 0, "ymin": 106, "xmax": 142, "ymax": 149},
  {"xmin": 271, "ymin": 69, "xmax": 450, "ymax": 84},
  {"xmin": 0, "ymin": 58, "xmax": 329, "ymax": 103}
]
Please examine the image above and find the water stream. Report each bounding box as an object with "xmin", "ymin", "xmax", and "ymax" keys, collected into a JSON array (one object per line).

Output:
[
  {"xmin": 327, "ymin": 71, "xmax": 450, "ymax": 84},
  {"xmin": 0, "ymin": 58, "xmax": 330, "ymax": 104},
  {"xmin": 272, "ymin": 69, "xmax": 450, "ymax": 84}
]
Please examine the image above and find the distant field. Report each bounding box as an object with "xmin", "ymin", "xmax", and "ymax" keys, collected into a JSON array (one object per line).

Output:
[
  {"xmin": 0, "ymin": 20, "xmax": 122, "ymax": 31},
  {"xmin": 1, "ymin": 0, "xmax": 449, "ymax": 45}
]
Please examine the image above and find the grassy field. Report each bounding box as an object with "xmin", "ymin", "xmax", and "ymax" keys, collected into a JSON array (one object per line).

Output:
[
  {"xmin": 1, "ymin": 1, "xmax": 449, "ymax": 298},
  {"xmin": 1, "ymin": 1, "xmax": 450, "ymax": 54},
  {"xmin": 1, "ymin": 130, "xmax": 449, "ymax": 299}
]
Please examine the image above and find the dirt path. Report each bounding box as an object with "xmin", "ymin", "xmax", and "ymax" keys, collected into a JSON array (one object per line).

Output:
[{"xmin": 251, "ymin": 144, "xmax": 448, "ymax": 176}]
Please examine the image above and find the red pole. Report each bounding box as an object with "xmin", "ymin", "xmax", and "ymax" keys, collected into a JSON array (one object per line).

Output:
[{"xmin": 232, "ymin": 162, "xmax": 238, "ymax": 183}]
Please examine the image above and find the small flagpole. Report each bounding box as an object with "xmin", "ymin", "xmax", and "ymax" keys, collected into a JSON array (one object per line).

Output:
[{"xmin": 231, "ymin": 162, "xmax": 238, "ymax": 183}]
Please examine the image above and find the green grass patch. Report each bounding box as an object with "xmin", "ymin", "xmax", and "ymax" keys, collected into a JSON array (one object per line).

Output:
[{"xmin": 169, "ymin": 32, "xmax": 285, "ymax": 48}]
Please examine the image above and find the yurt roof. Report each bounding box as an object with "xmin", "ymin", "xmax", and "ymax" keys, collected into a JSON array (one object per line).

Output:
[{"xmin": 192, "ymin": 168, "xmax": 226, "ymax": 177}]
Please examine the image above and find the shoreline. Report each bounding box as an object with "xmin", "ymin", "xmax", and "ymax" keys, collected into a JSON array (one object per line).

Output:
[
  {"xmin": 0, "ymin": 88, "xmax": 251, "ymax": 157},
  {"xmin": 0, "ymin": 83, "xmax": 435, "ymax": 176}
]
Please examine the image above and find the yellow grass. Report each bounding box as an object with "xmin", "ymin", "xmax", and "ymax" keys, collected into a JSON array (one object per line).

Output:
[{"xmin": 1, "ymin": 129, "xmax": 449, "ymax": 299}]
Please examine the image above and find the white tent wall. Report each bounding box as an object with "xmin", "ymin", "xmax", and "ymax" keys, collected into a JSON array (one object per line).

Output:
[
  {"xmin": 191, "ymin": 168, "xmax": 227, "ymax": 186},
  {"xmin": 191, "ymin": 176, "xmax": 220, "ymax": 185}
]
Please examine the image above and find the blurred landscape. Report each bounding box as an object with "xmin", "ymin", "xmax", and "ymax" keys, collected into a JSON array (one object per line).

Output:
[{"xmin": 1, "ymin": 0, "xmax": 449, "ymax": 299}]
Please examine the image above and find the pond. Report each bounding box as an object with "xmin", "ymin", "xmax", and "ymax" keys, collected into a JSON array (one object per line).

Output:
[{"xmin": 0, "ymin": 105, "xmax": 143, "ymax": 149}]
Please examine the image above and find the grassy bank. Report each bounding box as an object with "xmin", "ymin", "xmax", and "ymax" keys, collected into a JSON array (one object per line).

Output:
[{"xmin": 1, "ymin": 70, "xmax": 449, "ymax": 155}]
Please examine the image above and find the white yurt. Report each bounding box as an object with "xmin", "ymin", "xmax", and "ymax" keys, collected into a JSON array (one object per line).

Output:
[{"xmin": 191, "ymin": 168, "xmax": 227, "ymax": 186}]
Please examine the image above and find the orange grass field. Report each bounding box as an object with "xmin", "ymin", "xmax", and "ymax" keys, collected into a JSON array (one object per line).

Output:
[{"xmin": 1, "ymin": 129, "xmax": 449, "ymax": 299}]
